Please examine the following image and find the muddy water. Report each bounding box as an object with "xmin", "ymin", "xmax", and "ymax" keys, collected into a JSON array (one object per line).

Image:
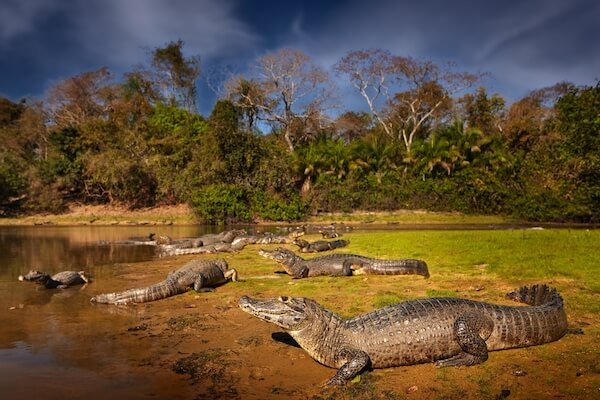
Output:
[{"xmin": 0, "ymin": 225, "xmax": 218, "ymax": 400}]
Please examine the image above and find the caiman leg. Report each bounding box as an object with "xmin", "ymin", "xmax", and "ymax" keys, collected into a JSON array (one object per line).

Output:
[
  {"xmin": 340, "ymin": 261, "xmax": 356, "ymax": 276},
  {"xmin": 193, "ymin": 274, "xmax": 215, "ymax": 292},
  {"xmin": 325, "ymin": 349, "xmax": 371, "ymax": 386},
  {"xmin": 295, "ymin": 266, "xmax": 310, "ymax": 279},
  {"xmin": 436, "ymin": 312, "xmax": 494, "ymax": 367},
  {"xmin": 224, "ymin": 268, "xmax": 238, "ymax": 282}
]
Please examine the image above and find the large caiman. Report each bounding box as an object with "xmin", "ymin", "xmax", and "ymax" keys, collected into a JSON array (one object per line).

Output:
[
  {"xmin": 258, "ymin": 247, "xmax": 429, "ymax": 278},
  {"xmin": 239, "ymin": 284, "xmax": 574, "ymax": 386},
  {"xmin": 91, "ymin": 259, "xmax": 237, "ymax": 305}
]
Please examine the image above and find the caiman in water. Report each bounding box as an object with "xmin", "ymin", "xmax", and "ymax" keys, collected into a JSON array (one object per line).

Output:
[
  {"xmin": 91, "ymin": 259, "xmax": 237, "ymax": 305},
  {"xmin": 239, "ymin": 284, "xmax": 573, "ymax": 386},
  {"xmin": 19, "ymin": 270, "xmax": 89, "ymax": 289},
  {"xmin": 259, "ymin": 247, "xmax": 429, "ymax": 278}
]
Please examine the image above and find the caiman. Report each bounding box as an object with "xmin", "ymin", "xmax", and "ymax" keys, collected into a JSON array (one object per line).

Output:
[
  {"xmin": 90, "ymin": 259, "xmax": 237, "ymax": 305},
  {"xmin": 293, "ymin": 238, "xmax": 349, "ymax": 253},
  {"xmin": 19, "ymin": 270, "xmax": 89, "ymax": 289},
  {"xmin": 239, "ymin": 284, "xmax": 573, "ymax": 386},
  {"xmin": 258, "ymin": 248, "xmax": 429, "ymax": 278}
]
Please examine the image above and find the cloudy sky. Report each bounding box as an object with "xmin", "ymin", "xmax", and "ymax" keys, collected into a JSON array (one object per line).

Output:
[{"xmin": 1, "ymin": 0, "xmax": 598, "ymax": 114}]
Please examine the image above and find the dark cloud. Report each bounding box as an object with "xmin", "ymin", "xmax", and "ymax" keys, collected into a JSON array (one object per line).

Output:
[{"xmin": 1, "ymin": 0, "xmax": 597, "ymax": 109}]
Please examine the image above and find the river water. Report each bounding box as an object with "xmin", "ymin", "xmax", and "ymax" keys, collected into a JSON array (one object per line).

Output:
[{"xmin": 0, "ymin": 225, "xmax": 225, "ymax": 400}]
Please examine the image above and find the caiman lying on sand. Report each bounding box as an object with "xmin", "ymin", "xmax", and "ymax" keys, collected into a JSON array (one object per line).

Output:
[
  {"xmin": 19, "ymin": 270, "xmax": 89, "ymax": 289},
  {"xmin": 91, "ymin": 259, "xmax": 237, "ymax": 305},
  {"xmin": 259, "ymin": 248, "xmax": 429, "ymax": 278},
  {"xmin": 239, "ymin": 284, "xmax": 574, "ymax": 386}
]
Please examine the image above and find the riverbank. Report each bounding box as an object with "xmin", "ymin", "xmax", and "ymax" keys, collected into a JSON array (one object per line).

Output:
[
  {"xmin": 3, "ymin": 228, "xmax": 597, "ymax": 399},
  {"xmin": 0, "ymin": 203, "xmax": 515, "ymax": 226}
]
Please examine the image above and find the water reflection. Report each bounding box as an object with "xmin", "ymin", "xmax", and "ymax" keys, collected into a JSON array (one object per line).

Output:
[
  {"xmin": 0, "ymin": 225, "xmax": 223, "ymax": 399},
  {"xmin": 0, "ymin": 226, "xmax": 218, "ymax": 277}
]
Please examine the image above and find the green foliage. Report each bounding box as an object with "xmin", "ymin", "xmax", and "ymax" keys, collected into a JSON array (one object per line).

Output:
[
  {"xmin": 189, "ymin": 184, "xmax": 252, "ymax": 224},
  {"xmin": 208, "ymin": 100, "xmax": 264, "ymax": 185},
  {"xmin": 250, "ymin": 190, "xmax": 308, "ymax": 222},
  {"xmin": 1, "ymin": 48, "xmax": 598, "ymax": 222},
  {"xmin": 0, "ymin": 151, "xmax": 27, "ymax": 205},
  {"xmin": 151, "ymin": 39, "xmax": 200, "ymax": 112},
  {"xmin": 84, "ymin": 150, "xmax": 158, "ymax": 208},
  {"xmin": 554, "ymin": 84, "xmax": 600, "ymax": 221}
]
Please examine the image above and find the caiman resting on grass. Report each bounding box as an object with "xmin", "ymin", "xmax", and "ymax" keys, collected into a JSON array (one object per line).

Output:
[
  {"xmin": 91, "ymin": 259, "xmax": 237, "ymax": 305},
  {"xmin": 19, "ymin": 270, "xmax": 89, "ymax": 289},
  {"xmin": 258, "ymin": 248, "xmax": 429, "ymax": 278},
  {"xmin": 292, "ymin": 238, "xmax": 349, "ymax": 253},
  {"xmin": 239, "ymin": 284, "xmax": 573, "ymax": 386}
]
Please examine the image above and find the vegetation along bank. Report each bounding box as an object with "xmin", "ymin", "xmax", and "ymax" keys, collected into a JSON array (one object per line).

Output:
[{"xmin": 1, "ymin": 41, "xmax": 598, "ymax": 223}]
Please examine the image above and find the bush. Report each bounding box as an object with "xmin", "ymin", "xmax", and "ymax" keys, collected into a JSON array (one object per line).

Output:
[
  {"xmin": 250, "ymin": 190, "xmax": 308, "ymax": 222},
  {"xmin": 189, "ymin": 184, "xmax": 251, "ymax": 224}
]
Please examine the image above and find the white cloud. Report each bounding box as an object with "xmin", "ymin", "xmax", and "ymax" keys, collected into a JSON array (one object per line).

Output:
[
  {"xmin": 287, "ymin": 0, "xmax": 599, "ymax": 101},
  {"xmin": 65, "ymin": 0, "xmax": 260, "ymax": 68}
]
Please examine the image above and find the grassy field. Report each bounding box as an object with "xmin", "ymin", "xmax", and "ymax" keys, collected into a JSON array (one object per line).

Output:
[{"xmin": 204, "ymin": 228, "xmax": 599, "ymax": 399}]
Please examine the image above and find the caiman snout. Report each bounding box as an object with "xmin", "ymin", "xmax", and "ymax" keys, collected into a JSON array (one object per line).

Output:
[{"xmin": 238, "ymin": 295, "xmax": 250, "ymax": 306}]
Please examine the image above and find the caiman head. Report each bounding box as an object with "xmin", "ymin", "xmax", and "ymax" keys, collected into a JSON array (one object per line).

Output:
[
  {"xmin": 239, "ymin": 295, "xmax": 317, "ymax": 331},
  {"xmin": 257, "ymin": 247, "xmax": 297, "ymax": 264},
  {"xmin": 292, "ymin": 238, "xmax": 310, "ymax": 248},
  {"xmin": 18, "ymin": 270, "xmax": 51, "ymax": 284}
]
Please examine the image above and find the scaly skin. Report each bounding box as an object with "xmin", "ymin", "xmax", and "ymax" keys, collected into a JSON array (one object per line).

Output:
[
  {"xmin": 19, "ymin": 270, "xmax": 89, "ymax": 289},
  {"xmin": 259, "ymin": 248, "xmax": 429, "ymax": 278},
  {"xmin": 239, "ymin": 284, "xmax": 569, "ymax": 386},
  {"xmin": 91, "ymin": 259, "xmax": 237, "ymax": 305},
  {"xmin": 293, "ymin": 238, "xmax": 350, "ymax": 253}
]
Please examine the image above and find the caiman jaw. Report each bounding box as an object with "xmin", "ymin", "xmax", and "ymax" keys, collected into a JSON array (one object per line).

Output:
[{"xmin": 239, "ymin": 295, "xmax": 308, "ymax": 330}]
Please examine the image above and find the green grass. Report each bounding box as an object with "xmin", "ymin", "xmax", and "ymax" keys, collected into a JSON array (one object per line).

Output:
[
  {"xmin": 156, "ymin": 228, "xmax": 599, "ymax": 399},
  {"xmin": 223, "ymin": 229, "xmax": 600, "ymax": 317}
]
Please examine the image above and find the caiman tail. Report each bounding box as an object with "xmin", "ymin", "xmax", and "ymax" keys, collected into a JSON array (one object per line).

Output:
[
  {"xmin": 90, "ymin": 280, "xmax": 181, "ymax": 305},
  {"xmin": 506, "ymin": 284, "xmax": 563, "ymax": 307},
  {"xmin": 487, "ymin": 284, "xmax": 568, "ymax": 351}
]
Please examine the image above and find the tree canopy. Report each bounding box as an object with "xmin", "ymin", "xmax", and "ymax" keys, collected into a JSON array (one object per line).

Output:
[{"xmin": 0, "ymin": 42, "xmax": 597, "ymax": 223}]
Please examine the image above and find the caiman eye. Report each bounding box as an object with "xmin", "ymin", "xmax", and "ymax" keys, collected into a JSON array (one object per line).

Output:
[{"xmin": 279, "ymin": 296, "xmax": 289, "ymax": 302}]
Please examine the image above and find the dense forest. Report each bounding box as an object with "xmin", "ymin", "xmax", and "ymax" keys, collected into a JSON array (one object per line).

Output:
[{"xmin": 0, "ymin": 41, "xmax": 598, "ymax": 223}]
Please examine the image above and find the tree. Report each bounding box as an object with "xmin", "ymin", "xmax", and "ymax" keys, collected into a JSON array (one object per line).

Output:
[
  {"xmin": 335, "ymin": 49, "xmax": 479, "ymax": 154},
  {"xmin": 555, "ymin": 83, "xmax": 600, "ymax": 220},
  {"xmin": 459, "ymin": 86, "xmax": 505, "ymax": 135},
  {"xmin": 503, "ymin": 82, "xmax": 573, "ymax": 149},
  {"xmin": 151, "ymin": 39, "xmax": 201, "ymax": 113},
  {"xmin": 45, "ymin": 67, "xmax": 113, "ymax": 129},
  {"xmin": 333, "ymin": 111, "xmax": 373, "ymax": 142},
  {"xmin": 208, "ymin": 100, "xmax": 263, "ymax": 185},
  {"xmin": 225, "ymin": 48, "xmax": 333, "ymax": 152},
  {"xmin": 293, "ymin": 138, "xmax": 350, "ymax": 194}
]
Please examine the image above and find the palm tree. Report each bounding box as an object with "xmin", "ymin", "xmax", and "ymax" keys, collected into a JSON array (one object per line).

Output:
[
  {"xmin": 293, "ymin": 138, "xmax": 351, "ymax": 194},
  {"xmin": 349, "ymin": 135, "xmax": 398, "ymax": 183}
]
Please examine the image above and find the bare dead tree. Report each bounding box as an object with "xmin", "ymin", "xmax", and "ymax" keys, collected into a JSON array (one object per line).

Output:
[
  {"xmin": 335, "ymin": 49, "xmax": 480, "ymax": 153},
  {"xmin": 225, "ymin": 48, "xmax": 334, "ymax": 152},
  {"xmin": 45, "ymin": 67, "xmax": 113, "ymax": 129}
]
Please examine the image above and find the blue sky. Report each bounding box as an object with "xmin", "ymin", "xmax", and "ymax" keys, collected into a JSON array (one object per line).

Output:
[{"xmin": 1, "ymin": 0, "xmax": 598, "ymax": 114}]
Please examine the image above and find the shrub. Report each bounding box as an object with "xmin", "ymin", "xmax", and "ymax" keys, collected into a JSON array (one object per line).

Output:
[
  {"xmin": 250, "ymin": 190, "xmax": 308, "ymax": 222},
  {"xmin": 189, "ymin": 184, "xmax": 251, "ymax": 224}
]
